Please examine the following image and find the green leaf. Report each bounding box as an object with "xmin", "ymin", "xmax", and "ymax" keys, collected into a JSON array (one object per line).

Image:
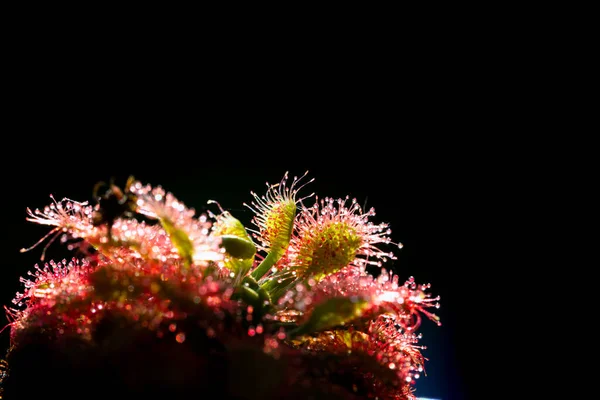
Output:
[
  {"xmin": 289, "ymin": 297, "xmax": 369, "ymax": 337},
  {"xmin": 211, "ymin": 212, "xmax": 256, "ymax": 275},
  {"xmin": 211, "ymin": 211, "xmax": 250, "ymax": 238},
  {"xmin": 225, "ymin": 258, "xmax": 254, "ymax": 278},
  {"xmin": 160, "ymin": 218, "xmax": 194, "ymax": 267},
  {"xmin": 220, "ymin": 235, "xmax": 256, "ymax": 259},
  {"xmin": 250, "ymin": 200, "xmax": 297, "ymax": 281},
  {"xmin": 238, "ymin": 285, "xmax": 260, "ymax": 306}
]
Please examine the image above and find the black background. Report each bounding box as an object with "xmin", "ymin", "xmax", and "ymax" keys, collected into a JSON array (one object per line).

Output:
[
  {"xmin": 0, "ymin": 32, "xmax": 507, "ymax": 397},
  {"xmin": 0, "ymin": 5, "xmax": 567, "ymax": 395}
]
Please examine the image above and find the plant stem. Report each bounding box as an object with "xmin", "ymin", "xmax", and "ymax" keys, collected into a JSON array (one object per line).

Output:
[
  {"xmin": 250, "ymin": 250, "xmax": 281, "ymax": 281},
  {"xmin": 260, "ymin": 275, "xmax": 296, "ymax": 303}
]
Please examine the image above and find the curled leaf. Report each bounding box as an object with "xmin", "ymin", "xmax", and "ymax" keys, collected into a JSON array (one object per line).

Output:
[
  {"xmin": 220, "ymin": 235, "xmax": 256, "ymax": 259},
  {"xmin": 289, "ymin": 297, "xmax": 369, "ymax": 337}
]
